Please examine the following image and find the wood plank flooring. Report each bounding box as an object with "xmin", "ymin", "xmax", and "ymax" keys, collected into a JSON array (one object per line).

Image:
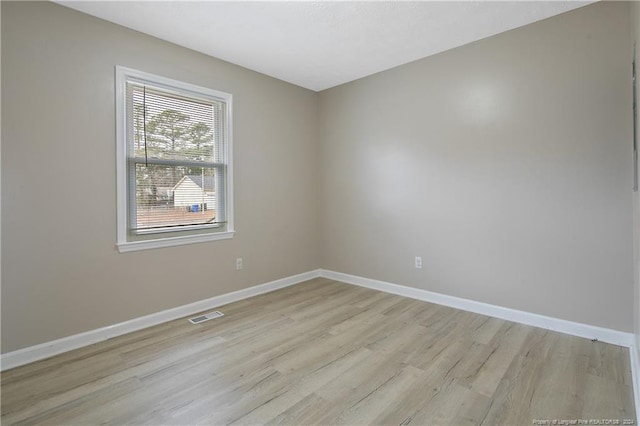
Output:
[{"xmin": 1, "ymin": 278, "xmax": 636, "ymax": 425}]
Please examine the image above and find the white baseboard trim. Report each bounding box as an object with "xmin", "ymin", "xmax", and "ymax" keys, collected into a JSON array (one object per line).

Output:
[
  {"xmin": 2, "ymin": 267, "xmax": 635, "ymax": 384},
  {"xmin": 320, "ymin": 269, "xmax": 634, "ymax": 348},
  {"xmin": 325, "ymin": 270, "xmax": 640, "ymax": 417},
  {"xmin": 0, "ymin": 269, "xmax": 322, "ymax": 371}
]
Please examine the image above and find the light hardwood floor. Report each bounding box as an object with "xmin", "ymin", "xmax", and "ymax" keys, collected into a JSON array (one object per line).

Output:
[{"xmin": 1, "ymin": 278, "xmax": 636, "ymax": 425}]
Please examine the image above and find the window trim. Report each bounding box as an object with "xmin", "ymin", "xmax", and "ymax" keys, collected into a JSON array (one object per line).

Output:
[{"xmin": 115, "ymin": 66, "xmax": 234, "ymax": 252}]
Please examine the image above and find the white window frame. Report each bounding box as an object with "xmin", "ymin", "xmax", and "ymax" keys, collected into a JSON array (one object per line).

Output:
[{"xmin": 115, "ymin": 66, "xmax": 234, "ymax": 253}]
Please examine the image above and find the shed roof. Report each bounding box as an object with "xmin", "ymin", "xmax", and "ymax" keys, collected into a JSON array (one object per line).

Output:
[{"xmin": 172, "ymin": 174, "xmax": 215, "ymax": 191}]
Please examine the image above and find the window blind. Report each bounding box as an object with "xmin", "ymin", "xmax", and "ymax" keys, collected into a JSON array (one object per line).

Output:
[{"xmin": 125, "ymin": 81, "xmax": 227, "ymax": 232}]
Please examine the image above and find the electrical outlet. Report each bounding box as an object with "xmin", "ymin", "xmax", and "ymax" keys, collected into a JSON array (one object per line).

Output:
[
  {"xmin": 415, "ymin": 256, "xmax": 422, "ymax": 269},
  {"xmin": 236, "ymin": 258, "xmax": 243, "ymax": 270}
]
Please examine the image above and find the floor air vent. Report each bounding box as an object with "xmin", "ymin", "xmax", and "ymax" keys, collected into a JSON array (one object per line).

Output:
[{"xmin": 188, "ymin": 311, "xmax": 224, "ymax": 324}]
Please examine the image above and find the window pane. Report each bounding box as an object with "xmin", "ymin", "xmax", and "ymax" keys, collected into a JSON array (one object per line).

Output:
[
  {"xmin": 134, "ymin": 164, "xmax": 218, "ymax": 230},
  {"xmin": 128, "ymin": 83, "xmax": 220, "ymax": 163}
]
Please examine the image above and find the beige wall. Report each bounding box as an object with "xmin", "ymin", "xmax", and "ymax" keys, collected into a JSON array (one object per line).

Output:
[
  {"xmin": 2, "ymin": 1, "xmax": 636, "ymax": 354},
  {"xmin": 631, "ymin": 1, "xmax": 640, "ymax": 361},
  {"xmin": 318, "ymin": 1, "xmax": 634, "ymax": 331},
  {"xmin": 1, "ymin": 1, "xmax": 320, "ymax": 352}
]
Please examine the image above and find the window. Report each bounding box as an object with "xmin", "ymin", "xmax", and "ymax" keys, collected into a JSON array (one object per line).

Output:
[{"xmin": 115, "ymin": 67, "xmax": 233, "ymax": 252}]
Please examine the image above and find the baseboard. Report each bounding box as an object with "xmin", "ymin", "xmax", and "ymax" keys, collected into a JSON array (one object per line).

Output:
[
  {"xmin": 0, "ymin": 269, "xmax": 322, "ymax": 371},
  {"xmin": 320, "ymin": 269, "xmax": 634, "ymax": 347},
  {"xmin": 325, "ymin": 269, "xmax": 640, "ymax": 418},
  {"xmin": 2, "ymin": 267, "xmax": 634, "ymax": 376}
]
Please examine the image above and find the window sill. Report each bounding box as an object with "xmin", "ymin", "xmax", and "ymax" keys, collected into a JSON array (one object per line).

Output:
[{"xmin": 117, "ymin": 230, "xmax": 235, "ymax": 253}]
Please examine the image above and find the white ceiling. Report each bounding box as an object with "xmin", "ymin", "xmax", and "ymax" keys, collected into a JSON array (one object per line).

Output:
[{"xmin": 57, "ymin": 1, "xmax": 592, "ymax": 92}]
